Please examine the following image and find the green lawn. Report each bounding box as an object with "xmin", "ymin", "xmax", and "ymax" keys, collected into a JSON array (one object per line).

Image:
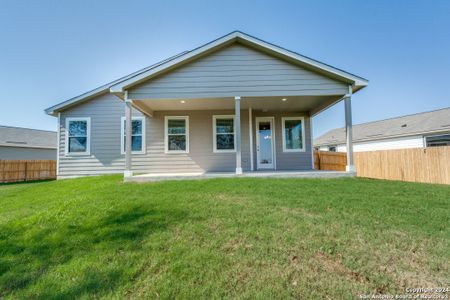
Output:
[{"xmin": 0, "ymin": 176, "xmax": 449, "ymax": 299}]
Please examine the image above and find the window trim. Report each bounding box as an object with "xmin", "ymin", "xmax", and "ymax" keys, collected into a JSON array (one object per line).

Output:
[
  {"xmin": 212, "ymin": 115, "xmax": 236, "ymax": 153},
  {"xmin": 120, "ymin": 116, "xmax": 146, "ymax": 155},
  {"xmin": 65, "ymin": 117, "xmax": 91, "ymax": 156},
  {"xmin": 164, "ymin": 116, "xmax": 189, "ymax": 154},
  {"xmin": 281, "ymin": 116, "xmax": 306, "ymax": 153}
]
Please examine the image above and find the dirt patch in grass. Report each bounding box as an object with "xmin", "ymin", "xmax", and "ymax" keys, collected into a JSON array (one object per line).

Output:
[{"xmin": 315, "ymin": 252, "xmax": 368, "ymax": 284}]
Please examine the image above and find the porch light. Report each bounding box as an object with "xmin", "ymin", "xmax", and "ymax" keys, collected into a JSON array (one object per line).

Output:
[
  {"xmin": 282, "ymin": 98, "xmax": 287, "ymax": 102},
  {"xmin": 180, "ymin": 100, "xmax": 186, "ymax": 104}
]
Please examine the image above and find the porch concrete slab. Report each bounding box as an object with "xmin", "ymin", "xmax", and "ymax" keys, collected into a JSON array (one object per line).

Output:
[{"xmin": 124, "ymin": 170, "xmax": 355, "ymax": 183}]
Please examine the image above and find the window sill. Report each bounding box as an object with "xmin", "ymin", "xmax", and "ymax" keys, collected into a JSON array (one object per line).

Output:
[
  {"xmin": 65, "ymin": 153, "xmax": 91, "ymax": 157},
  {"xmin": 213, "ymin": 150, "xmax": 236, "ymax": 153},
  {"xmin": 165, "ymin": 151, "xmax": 189, "ymax": 154},
  {"xmin": 121, "ymin": 151, "xmax": 146, "ymax": 155},
  {"xmin": 282, "ymin": 149, "xmax": 306, "ymax": 153}
]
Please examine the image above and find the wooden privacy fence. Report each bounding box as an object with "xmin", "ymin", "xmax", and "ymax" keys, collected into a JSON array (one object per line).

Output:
[
  {"xmin": 315, "ymin": 147, "xmax": 450, "ymax": 185},
  {"xmin": 314, "ymin": 150, "xmax": 347, "ymax": 171},
  {"xmin": 354, "ymin": 146, "xmax": 450, "ymax": 185},
  {"xmin": 0, "ymin": 160, "xmax": 56, "ymax": 183}
]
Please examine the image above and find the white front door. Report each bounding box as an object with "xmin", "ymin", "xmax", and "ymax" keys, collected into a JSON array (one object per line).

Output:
[{"xmin": 256, "ymin": 117, "xmax": 275, "ymax": 169}]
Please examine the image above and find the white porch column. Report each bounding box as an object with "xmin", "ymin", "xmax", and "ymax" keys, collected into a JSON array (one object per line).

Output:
[
  {"xmin": 248, "ymin": 107, "xmax": 254, "ymax": 171},
  {"xmin": 124, "ymin": 95, "xmax": 133, "ymax": 177},
  {"xmin": 235, "ymin": 96, "xmax": 242, "ymax": 174},
  {"xmin": 345, "ymin": 86, "xmax": 355, "ymax": 172},
  {"xmin": 310, "ymin": 115, "xmax": 314, "ymax": 170}
]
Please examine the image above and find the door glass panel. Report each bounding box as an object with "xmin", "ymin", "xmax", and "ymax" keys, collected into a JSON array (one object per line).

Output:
[{"xmin": 258, "ymin": 121, "xmax": 272, "ymax": 165}]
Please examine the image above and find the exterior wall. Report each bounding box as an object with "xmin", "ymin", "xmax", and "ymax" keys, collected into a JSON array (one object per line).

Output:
[
  {"xmin": 59, "ymin": 93, "xmax": 142, "ymax": 178},
  {"xmin": 128, "ymin": 44, "xmax": 348, "ymax": 99},
  {"xmin": 58, "ymin": 93, "xmax": 312, "ymax": 178},
  {"xmin": 0, "ymin": 146, "xmax": 56, "ymax": 160},
  {"xmin": 328, "ymin": 135, "xmax": 425, "ymax": 152},
  {"xmin": 251, "ymin": 111, "xmax": 312, "ymax": 170}
]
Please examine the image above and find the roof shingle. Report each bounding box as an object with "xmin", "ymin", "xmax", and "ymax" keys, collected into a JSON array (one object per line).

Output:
[{"xmin": 314, "ymin": 107, "xmax": 450, "ymax": 146}]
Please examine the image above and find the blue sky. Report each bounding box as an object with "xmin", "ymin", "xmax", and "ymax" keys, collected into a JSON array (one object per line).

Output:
[{"xmin": 0, "ymin": 0, "xmax": 449, "ymax": 138}]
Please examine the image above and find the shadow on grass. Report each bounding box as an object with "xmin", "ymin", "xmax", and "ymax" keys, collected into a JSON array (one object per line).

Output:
[
  {"xmin": 0, "ymin": 204, "xmax": 189, "ymax": 298},
  {"xmin": 0, "ymin": 179, "xmax": 55, "ymax": 186}
]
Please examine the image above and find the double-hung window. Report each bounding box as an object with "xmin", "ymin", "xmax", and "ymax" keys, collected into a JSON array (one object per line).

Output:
[
  {"xmin": 65, "ymin": 117, "xmax": 90, "ymax": 155},
  {"xmin": 282, "ymin": 117, "xmax": 305, "ymax": 152},
  {"xmin": 213, "ymin": 115, "xmax": 235, "ymax": 152},
  {"xmin": 121, "ymin": 116, "xmax": 145, "ymax": 154},
  {"xmin": 165, "ymin": 116, "xmax": 189, "ymax": 153}
]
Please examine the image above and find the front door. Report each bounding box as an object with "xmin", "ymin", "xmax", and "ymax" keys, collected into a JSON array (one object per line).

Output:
[{"xmin": 256, "ymin": 117, "xmax": 275, "ymax": 169}]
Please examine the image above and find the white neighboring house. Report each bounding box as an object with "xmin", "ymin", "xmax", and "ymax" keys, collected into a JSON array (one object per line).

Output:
[
  {"xmin": 315, "ymin": 107, "xmax": 450, "ymax": 152},
  {"xmin": 0, "ymin": 126, "xmax": 57, "ymax": 160}
]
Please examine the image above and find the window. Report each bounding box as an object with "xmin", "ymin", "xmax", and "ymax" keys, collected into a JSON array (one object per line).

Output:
[
  {"xmin": 282, "ymin": 117, "xmax": 305, "ymax": 152},
  {"xmin": 328, "ymin": 146, "xmax": 337, "ymax": 152},
  {"xmin": 165, "ymin": 116, "xmax": 189, "ymax": 153},
  {"xmin": 65, "ymin": 117, "xmax": 90, "ymax": 155},
  {"xmin": 426, "ymin": 134, "xmax": 450, "ymax": 147},
  {"xmin": 213, "ymin": 115, "xmax": 235, "ymax": 152},
  {"xmin": 121, "ymin": 116, "xmax": 145, "ymax": 154}
]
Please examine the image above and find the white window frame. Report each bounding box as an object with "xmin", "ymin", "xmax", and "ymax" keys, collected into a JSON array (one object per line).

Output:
[
  {"xmin": 165, "ymin": 116, "xmax": 189, "ymax": 154},
  {"xmin": 213, "ymin": 115, "xmax": 236, "ymax": 153},
  {"xmin": 65, "ymin": 117, "xmax": 91, "ymax": 156},
  {"xmin": 281, "ymin": 116, "xmax": 306, "ymax": 152},
  {"xmin": 120, "ymin": 116, "xmax": 146, "ymax": 155}
]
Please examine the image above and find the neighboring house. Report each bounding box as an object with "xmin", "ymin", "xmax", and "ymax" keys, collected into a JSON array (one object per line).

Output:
[
  {"xmin": 315, "ymin": 107, "xmax": 450, "ymax": 152},
  {"xmin": 45, "ymin": 31, "xmax": 368, "ymax": 179},
  {"xmin": 0, "ymin": 126, "xmax": 57, "ymax": 160}
]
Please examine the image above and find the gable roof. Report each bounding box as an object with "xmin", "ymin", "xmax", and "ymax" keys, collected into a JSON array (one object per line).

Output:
[
  {"xmin": 314, "ymin": 107, "xmax": 450, "ymax": 146},
  {"xmin": 45, "ymin": 51, "xmax": 188, "ymax": 115},
  {"xmin": 46, "ymin": 31, "xmax": 368, "ymax": 116},
  {"xmin": 0, "ymin": 125, "xmax": 57, "ymax": 149}
]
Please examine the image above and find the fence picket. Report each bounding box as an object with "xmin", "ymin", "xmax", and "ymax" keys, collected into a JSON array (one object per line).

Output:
[{"xmin": 0, "ymin": 160, "xmax": 56, "ymax": 183}]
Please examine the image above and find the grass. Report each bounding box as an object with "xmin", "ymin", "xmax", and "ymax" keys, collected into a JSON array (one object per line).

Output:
[{"xmin": 0, "ymin": 176, "xmax": 449, "ymax": 299}]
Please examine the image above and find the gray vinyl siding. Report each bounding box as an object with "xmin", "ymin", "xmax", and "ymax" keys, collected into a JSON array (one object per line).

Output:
[
  {"xmin": 251, "ymin": 112, "xmax": 312, "ymax": 170},
  {"xmin": 58, "ymin": 93, "xmax": 143, "ymax": 177},
  {"xmin": 57, "ymin": 94, "xmax": 312, "ymax": 177},
  {"xmin": 128, "ymin": 44, "xmax": 348, "ymax": 99},
  {"xmin": 0, "ymin": 146, "xmax": 56, "ymax": 160},
  {"xmin": 58, "ymin": 93, "xmax": 250, "ymax": 177}
]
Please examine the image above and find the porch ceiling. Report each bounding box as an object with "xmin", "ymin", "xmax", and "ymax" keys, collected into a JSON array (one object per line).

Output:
[{"xmin": 133, "ymin": 95, "xmax": 343, "ymax": 116}]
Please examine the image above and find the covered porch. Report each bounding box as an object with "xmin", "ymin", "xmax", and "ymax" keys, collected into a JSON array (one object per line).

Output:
[{"xmin": 120, "ymin": 91, "xmax": 357, "ymax": 180}]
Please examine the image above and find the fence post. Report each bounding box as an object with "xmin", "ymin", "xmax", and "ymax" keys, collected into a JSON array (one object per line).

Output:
[
  {"xmin": 24, "ymin": 161, "xmax": 27, "ymax": 182},
  {"xmin": 317, "ymin": 151, "xmax": 321, "ymax": 170}
]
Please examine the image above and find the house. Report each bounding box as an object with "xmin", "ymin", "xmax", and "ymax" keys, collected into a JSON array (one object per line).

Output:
[
  {"xmin": 45, "ymin": 31, "xmax": 368, "ymax": 179},
  {"xmin": 0, "ymin": 125, "xmax": 56, "ymax": 160},
  {"xmin": 315, "ymin": 107, "xmax": 450, "ymax": 152}
]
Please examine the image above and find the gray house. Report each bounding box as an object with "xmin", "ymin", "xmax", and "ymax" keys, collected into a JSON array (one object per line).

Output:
[
  {"xmin": 315, "ymin": 107, "xmax": 450, "ymax": 152},
  {"xmin": 45, "ymin": 31, "xmax": 368, "ymax": 179},
  {"xmin": 0, "ymin": 126, "xmax": 56, "ymax": 160}
]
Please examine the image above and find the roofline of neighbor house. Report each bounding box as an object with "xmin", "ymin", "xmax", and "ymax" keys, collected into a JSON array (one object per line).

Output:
[
  {"xmin": 315, "ymin": 106, "xmax": 450, "ymax": 146},
  {"xmin": 0, "ymin": 144, "xmax": 57, "ymax": 150},
  {"xmin": 45, "ymin": 30, "xmax": 368, "ymax": 116},
  {"xmin": 0, "ymin": 125, "xmax": 56, "ymax": 133},
  {"xmin": 315, "ymin": 129, "xmax": 450, "ymax": 147}
]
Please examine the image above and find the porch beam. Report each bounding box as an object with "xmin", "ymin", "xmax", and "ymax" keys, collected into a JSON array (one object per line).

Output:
[
  {"xmin": 132, "ymin": 101, "xmax": 153, "ymax": 117},
  {"xmin": 124, "ymin": 93, "xmax": 133, "ymax": 177},
  {"xmin": 235, "ymin": 96, "xmax": 242, "ymax": 174},
  {"xmin": 248, "ymin": 107, "xmax": 254, "ymax": 171},
  {"xmin": 345, "ymin": 86, "xmax": 355, "ymax": 172}
]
